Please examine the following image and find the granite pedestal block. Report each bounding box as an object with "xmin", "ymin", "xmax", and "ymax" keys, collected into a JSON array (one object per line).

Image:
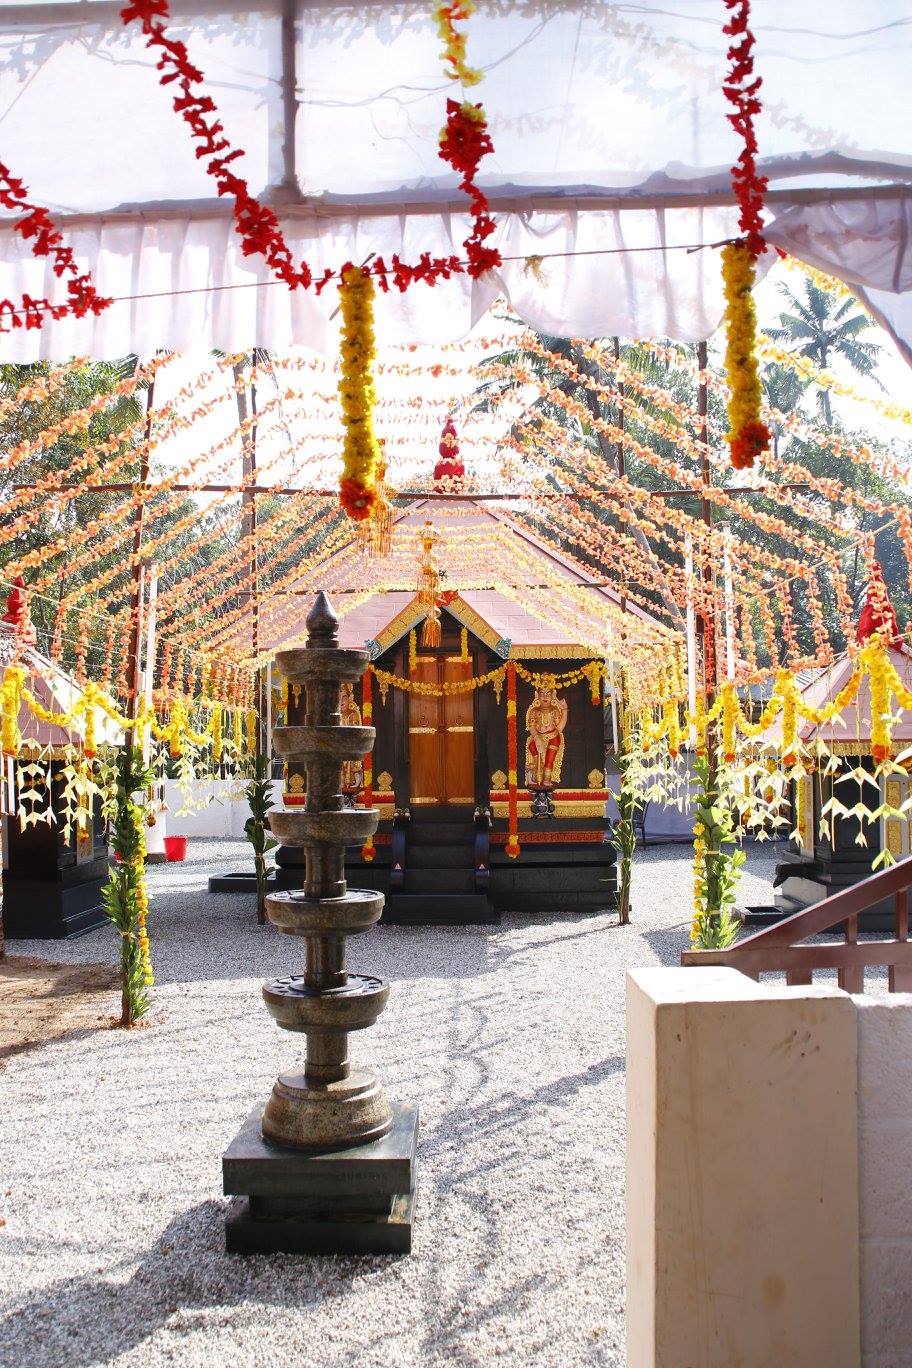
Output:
[{"xmin": 223, "ymin": 1102, "xmax": 418, "ymax": 1255}]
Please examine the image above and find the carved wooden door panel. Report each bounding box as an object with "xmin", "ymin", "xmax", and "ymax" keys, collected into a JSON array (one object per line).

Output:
[
  {"xmin": 442, "ymin": 656, "xmax": 474, "ymax": 805},
  {"xmin": 407, "ymin": 654, "xmax": 475, "ymax": 805},
  {"xmin": 408, "ymin": 655, "xmax": 443, "ymax": 805}
]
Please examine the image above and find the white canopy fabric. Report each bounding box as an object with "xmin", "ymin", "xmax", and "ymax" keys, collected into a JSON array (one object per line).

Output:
[{"xmin": 0, "ymin": 0, "xmax": 910, "ymax": 356}]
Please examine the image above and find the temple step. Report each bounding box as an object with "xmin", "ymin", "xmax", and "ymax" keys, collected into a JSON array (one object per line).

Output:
[
  {"xmin": 407, "ymin": 821, "xmax": 476, "ymax": 845},
  {"xmin": 402, "ymin": 867, "xmax": 476, "ymax": 894},
  {"xmin": 400, "ymin": 843, "xmax": 474, "ymax": 868},
  {"xmin": 381, "ymin": 893, "xmax": 498, "ymax": 926}
]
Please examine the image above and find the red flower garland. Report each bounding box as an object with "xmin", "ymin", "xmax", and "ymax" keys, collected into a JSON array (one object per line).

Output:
[
  {"xmin": 438, "ymin": 100, "xmax": 500, "ymax": 278},
  {"xmin": 721, "ymin": 0, "xmax": 767, "ymax": 259},
  {"xmin": 120, "ymin": 0, "xmax": 500, "ymax": 292},
  {"xmin": 0, "ymin": 162, "xmax": 112, "ymax": 331}
]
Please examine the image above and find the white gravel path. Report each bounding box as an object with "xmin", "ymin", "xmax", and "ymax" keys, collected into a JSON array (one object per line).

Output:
[{"xmin": 0, "ymin": 839, "xmax": 779, "ymax": 1368}]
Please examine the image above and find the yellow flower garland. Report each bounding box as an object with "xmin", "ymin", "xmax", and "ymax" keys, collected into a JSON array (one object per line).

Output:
[
  {"xmin": 721, "ymin": 241, "xmax": 770, "ymax": 470},
  {"xmin": 633, "ymin": 634, "xmax": 908, "ymax": 771},
  {"xmin": 338, "ymin": 265, "xmax": 382, "ymax": 521},
  {"xmin": 1, "ymin": 668, "xmax": 252, "ymax": 764}
]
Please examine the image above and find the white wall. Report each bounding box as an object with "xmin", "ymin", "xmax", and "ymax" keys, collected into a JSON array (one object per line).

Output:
[
  {"xmin": 857, "ymin": 997, "xmax": 912, "ymax": 1368},
  {"xmin": 162, "ymin": 779, "xmax": 284, "ymax": 839}
]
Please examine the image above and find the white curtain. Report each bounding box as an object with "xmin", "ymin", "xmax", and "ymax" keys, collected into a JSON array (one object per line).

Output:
[{"xmin": 0, "ymin": 1, "xmax": 910, "ymax": 356}]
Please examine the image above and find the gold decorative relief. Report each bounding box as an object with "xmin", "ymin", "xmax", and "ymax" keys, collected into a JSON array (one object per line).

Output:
[
  {"xmin": 288, "ymin": 771, "xmax": 305, "ymax": 795},
  {"xmin": 525, "ymin": 679, "xmax": 568, "ymax": 787},
  {"xmin": 587, "ymin": 768, "xmax": 605, "ymax": 789},
  {"xmin": 376, "ymin": 771, "xmax": 393, "ymax": 793},
  {"xmin": 491, "ymin": 769, "xmax": 507, "ymax": 790},
  {"xmin": 339, "ymin": 682, "xmax": 364, "ymax": 794}
]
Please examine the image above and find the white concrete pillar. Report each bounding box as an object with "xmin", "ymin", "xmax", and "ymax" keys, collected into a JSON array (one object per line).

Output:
[
  {"xmin": 856, "ymin": 996, "xmax": 912, "ymax": 1367},
  {"xmin": 627, "ymin": 966, "xmax": 861, "ymax": 1368}
]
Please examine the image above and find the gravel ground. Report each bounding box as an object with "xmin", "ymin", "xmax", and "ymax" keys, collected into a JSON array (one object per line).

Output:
[{"xmin": 0, "ymin": 839, "xmax": 779, "ymax": 1368}]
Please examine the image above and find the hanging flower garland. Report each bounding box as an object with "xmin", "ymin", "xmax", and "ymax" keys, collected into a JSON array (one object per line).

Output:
[
  {"xmin": 434, "ymin": 0, "xmax": 483, "ymax": 86},
  {"xmin": 505, "ymin": 661, "xmax": 520, "ymax": 859},
  {"xmin": 719, "ymin": 0, "xmax": 770, "ymax": 470},
  {"xmin": 0, "ymin": 161, "xmax": 112, "ymax": 332},
  {"xmin": 721, "ymin": 241, "xmax": 770, "ymax": 470},
  {"xmin": 438, "ymin": 99, "xmax": 499, "ymax": 279},
  {"xmin": 119, "ymin": 0, "xmax": 500, "ymax": 292},
  {"xmin": 337, "ymin": 265, "xmax": 382, "ymax": 520}
]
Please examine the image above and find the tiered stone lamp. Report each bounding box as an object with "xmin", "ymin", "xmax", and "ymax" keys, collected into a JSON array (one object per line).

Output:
[{"xmin": 223, "ymin": 592, "xmax": 418, "ymax": 1255}]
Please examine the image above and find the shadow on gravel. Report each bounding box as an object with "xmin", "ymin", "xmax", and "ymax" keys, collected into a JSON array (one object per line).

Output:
[
  {"xmin": 2, "ymin": 1199, "xmax": 392, "ymax": 1367},
  {"xmin": 640, "ymin": 923, "xmax": 690, "ymax": 968}
]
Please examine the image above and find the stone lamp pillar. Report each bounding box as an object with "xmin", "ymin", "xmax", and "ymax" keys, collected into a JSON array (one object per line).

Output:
[{"xmin": 223, "ymin": 593, "xmax": 417, "ymax": 1255}]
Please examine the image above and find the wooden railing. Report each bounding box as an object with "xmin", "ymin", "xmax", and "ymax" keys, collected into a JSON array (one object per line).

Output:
[{"xmin": 681, "ymin": 854, "xmax": 912, "ymax": 994}]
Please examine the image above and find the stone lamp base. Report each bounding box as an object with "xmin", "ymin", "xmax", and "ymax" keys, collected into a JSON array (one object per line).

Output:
[{"xmin": 223, "ymin": 1103, "xmax": 418, "ymax": 1255}]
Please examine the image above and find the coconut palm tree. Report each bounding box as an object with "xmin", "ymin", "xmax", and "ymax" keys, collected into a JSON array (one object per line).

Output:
[
  {"xmin": 767, "ymin": 278, "xmax": 884, "ymax": 427},
  {"xmin": 761, "ymin": 360, "xmax": 809, "ymax": 459}
]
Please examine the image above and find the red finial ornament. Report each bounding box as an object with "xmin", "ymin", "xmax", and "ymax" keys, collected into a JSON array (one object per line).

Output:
[
  {"xmin": 433, "ymin": 415, "xmax": 465, "ymax": 491},
  {"xmin": 3, "ymin": 575, "xmax": 36, "ymax": 646},
  {"xmin": 856, "ymin": 561, "xmax": 903, "ymax": 650}
]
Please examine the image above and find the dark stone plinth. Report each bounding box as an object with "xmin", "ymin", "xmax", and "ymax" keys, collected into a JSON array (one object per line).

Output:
[
  {"xmin": 223, "ymin": 1101, "xmax": 418, "ymax": 1256},
  {"xmin": 207, "ymin": 872, "xmax": 278, "ymax": 895}
]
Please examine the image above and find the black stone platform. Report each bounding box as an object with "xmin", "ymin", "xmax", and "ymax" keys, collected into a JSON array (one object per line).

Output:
[
  {"xmin": 3, "ymin": 859, "xmax": 109, "ymax": 939},
  {"xmin": 207, "ymin": 871, "xmax": 278, "ymax": 895},
  {"xmin": 223, "ymin": 1102, "xmax": 418, "ymax": 1255}
]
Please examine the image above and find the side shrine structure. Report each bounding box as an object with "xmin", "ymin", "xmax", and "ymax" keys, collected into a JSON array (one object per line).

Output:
[
  {"xmin": 1, "ymin": 578, "xmax": 122, "ymax": 938},
  {"xmin": 263, "ymin": 467, "xmax": 669, "ymax": 925},
  {"xmin": 765, "ymin": 568, "xmax": 912, "ymax": 930}
]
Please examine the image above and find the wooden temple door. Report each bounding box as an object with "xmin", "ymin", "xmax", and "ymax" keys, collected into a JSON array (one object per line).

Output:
[{"xmin": 408, "ymin": 653, "xmax": 475, "ymax": 806}]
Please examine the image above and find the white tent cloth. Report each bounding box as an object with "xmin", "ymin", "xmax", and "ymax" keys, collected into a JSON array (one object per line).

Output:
[{"xmin": 0, "ymin": 0, "xmax": 910, "ymax": 355}]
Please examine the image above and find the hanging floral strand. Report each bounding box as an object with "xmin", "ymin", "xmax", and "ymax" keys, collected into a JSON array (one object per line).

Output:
[
  {"xmin": 0, "ymin": 161, "xmax": 112, "ymax": 332},
  {"xmin": 434, "ymin": 0, "xmax": 483, "ymax": 86},
  {"xmin": 337, "ymin": 265, "xmax": 382, "ymax": 520},
  {"xmin": 719, "ymin": 0, "xmax": 770, "ymax": 470},
  {"xmin": 434, "ymin": 0, "xmax": 500, "ymax": 280},
  {"xmin": 120, "ymin": 0, "xmax": 500, "ymax": 290}
]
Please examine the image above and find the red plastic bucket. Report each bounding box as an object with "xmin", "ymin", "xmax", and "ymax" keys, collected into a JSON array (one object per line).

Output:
[{"xmin": 164, "ymin": 835, "xmax": 188, "ymax": 862}]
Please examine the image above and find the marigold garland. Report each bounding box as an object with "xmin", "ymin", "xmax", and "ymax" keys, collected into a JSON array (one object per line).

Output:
[
  {"xmin": 437, "ymin": 100, "xmax": 500, "ymax": 279},
  {"xmin": 721, "ymin": 241, "xmax": 770, "ymax": 470},
  {"xmin": 337, "ymin": 266, "xmax": 382, "ymax": 520},
  {"xmin": 434, "ymin": 0, "xmax": 483, "ymax": 86},
  {"xmin": 721, "ymin": 0, "xmax": 767, "ymax": 258},
  {"xmin": 718, "ymin": 0, "xmax": 770, "ymax": 471},
  {"xmin": 634, "ymin": 633, "xmax": 912, "ymax": 774},
  {"xmin": 120, "ymin": 0, "xmax": 500, "ymax": 291}
]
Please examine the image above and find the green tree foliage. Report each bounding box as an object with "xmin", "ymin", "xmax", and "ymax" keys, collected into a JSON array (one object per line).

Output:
[
  {"xmin": 0, "ymin": 359, "xmax": 239, "ymax": 678},
  {"xmin": 768, "ymin": 278, "xmax": 884, "ymax": 426},
  {"xmin": 475, "ymin": 287, "xmax": 912, "ymax": 666}
]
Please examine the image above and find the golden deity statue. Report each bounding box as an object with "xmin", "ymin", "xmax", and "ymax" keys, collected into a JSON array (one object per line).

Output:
[
  {"xmin": 340, "ymin": 681, "xmax": 364, "ymax": 796},
  {"xmin": 524, "ymin": 679, "xmax": 568, "ymax": 790}
]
